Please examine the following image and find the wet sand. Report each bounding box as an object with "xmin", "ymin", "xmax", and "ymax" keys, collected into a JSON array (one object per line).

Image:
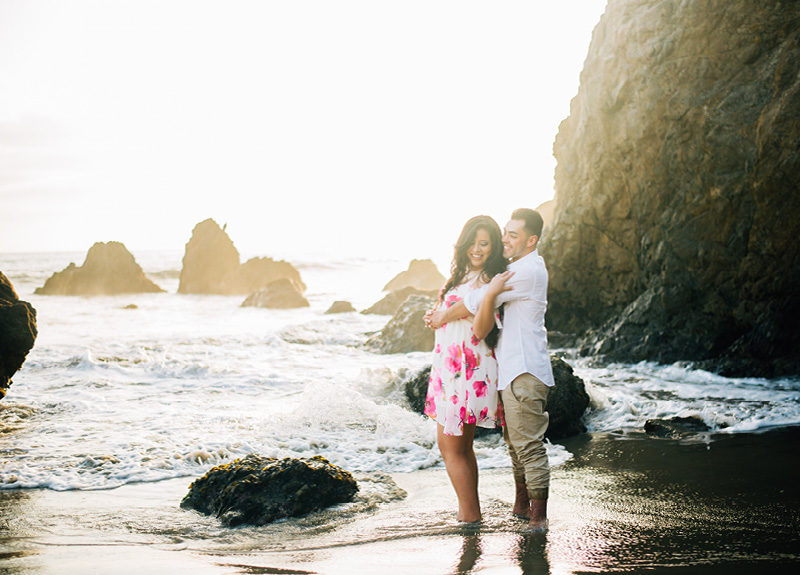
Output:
[{"xmin": 2, "ymin": 427, "xmax": 798, "ymax": 574}]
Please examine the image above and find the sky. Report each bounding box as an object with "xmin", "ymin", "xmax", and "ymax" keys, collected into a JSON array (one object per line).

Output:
[{"xmin": 0, "ymin": 0, "xmax": 607, "ymax": 268}]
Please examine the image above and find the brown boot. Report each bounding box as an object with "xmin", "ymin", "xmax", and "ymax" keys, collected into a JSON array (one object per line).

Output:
[
  {"xmin": 512, "ymin": 482, "xmax": 531, "ymax": 519},
  {"xmin": 527, "ymin": 499, "xmax": 548, "ymax": 532}
]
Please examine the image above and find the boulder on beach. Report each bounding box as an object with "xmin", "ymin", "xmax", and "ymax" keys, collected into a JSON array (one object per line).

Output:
[
  {"xmin": 365, "ymin": 294, "xmax": 436, "ymax": 354},
  {"xmin": 542, "ymin": 0, "xmax": 800, "ymax": 377},
  {"xmin": 361, "ymin": 286, "xmax": 439, "ymax": 316},
  {"xmin": 35, "ymin": 242, "xmax": 164, "ymax": 296},
  {"xmin": 0, "ymin": 273, "xmax": 38, "ymax": 399},
  {"xmin": 547, "ymin": 356, "xmax": 591, "ymax": 438},
  {"xmin": 180, "ymin": 454, "xmax": 359, "ymax": 527},
  {"xmin": 325, "ymin": 301, "xmax": 356, "ymax": 314},
  {"xmin": 178, "ymin": 219, "xmax": 305, "ymax": 295},
  {"xmin": 241, "ymin": 278, "xmax": 310, "ymax": 309},
  {"xmin": 403, "ymin": 355, "xmax": 590, "ymax": 440},
  {"xmin": 382, "ymin": 259, "xmax": 445, "ymax": 293}
]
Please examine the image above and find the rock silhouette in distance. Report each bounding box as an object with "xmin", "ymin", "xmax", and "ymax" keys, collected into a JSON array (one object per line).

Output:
[
  {"xmin": 35, "ymin": 242, "xmax": 163, "ymax": 296},
  {"xmin": 241, "ymin": 278, "xmax": 310, "ymax": 309},
  {"xmin": 382, "ymin": 260, "xmax": 445, "ymax": 293},
  {"xmin": 178, "ymin": 219, "xmax": 305, "ymax": 295}
]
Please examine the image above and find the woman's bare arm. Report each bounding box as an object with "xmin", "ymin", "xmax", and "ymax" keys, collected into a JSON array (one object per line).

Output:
[
  {"xmin": 473, "ymin": 271, "xmax": 514, "ymax": 340},
  {"xmin": 426, "ymin": 299, "xmax": 471, "ymax": 330}
]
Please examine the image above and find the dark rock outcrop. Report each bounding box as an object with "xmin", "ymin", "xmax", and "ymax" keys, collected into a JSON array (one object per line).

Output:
[
  {"xmin": 0, "ymin": 273, "xmax": 37, "ymax": 399},
  {"xmin": 241, "ymin": 278, "xmax": 310, "ymax": 309},
  {"xmin": 404, "ymin": 356, "xmax": 590, "ymax": 440},
  {"xmin": 547, "ymin": 356, "xmax": 591, "ymax": 438},
  {"xmin": 543, "ymin": 0, "xmax": 800, "ymax": 376},
  {"xmin": 35, "ymin": 242, "xmax": 163, "ymax": 295},
  {"xmin": 382, "ymin": 259, "xmax": 445, "ymax": 293},
  {"xmin": 404, "ymin": 365, "xmax": 432, "ymax": 415},
  {"xmin": 178, "ymin": 219, "xmax": 305, "ymax": 295},
  {"xmin": 325, "ymin": 301, "xmax": 356, "ymax": 314},
  {"xmin": 365, "ymin": 294, "xmax": 436, "ymax": 354},
  {"xmin": 362, "ymin": 286, "xmax": 439, "ymax": 316},
  {"xmin": 180, "ymin": 454, "xmax": 358, "ymax": 527},
  {"xmin": 644, "ymin": 416, "xmax": 711, "ymax": 439}
]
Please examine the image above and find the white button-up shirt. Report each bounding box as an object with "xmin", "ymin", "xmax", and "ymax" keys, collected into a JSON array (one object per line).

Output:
[{"xmin": 464, "ymin": 249, "xmax": 554, "ymax": 390}]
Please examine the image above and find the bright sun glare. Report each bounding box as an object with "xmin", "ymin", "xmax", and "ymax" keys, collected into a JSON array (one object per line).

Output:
[{"xmin": 0, "ymin": 0, "xmax": 607, "ymax": 269}]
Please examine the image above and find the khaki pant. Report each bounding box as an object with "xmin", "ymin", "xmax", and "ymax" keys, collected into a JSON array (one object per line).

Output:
[{"xmin": 500, "ymin": 373, "xmax": 550, "ymax": 500}]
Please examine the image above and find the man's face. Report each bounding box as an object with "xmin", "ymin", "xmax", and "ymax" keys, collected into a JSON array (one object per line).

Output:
[{"xmin": 503, "ymin": 219, "xmax": 537, "ymax": 261}]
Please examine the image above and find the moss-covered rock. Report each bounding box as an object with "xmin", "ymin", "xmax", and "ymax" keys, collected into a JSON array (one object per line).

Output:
[{"xmin": 181, "ymin": 454, "xmax": 358, "ymax": 527}]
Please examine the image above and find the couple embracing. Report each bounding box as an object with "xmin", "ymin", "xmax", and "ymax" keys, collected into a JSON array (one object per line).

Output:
[{"xmin": 424, "ymin": 208, "xmax": 554, "ymax": 532}]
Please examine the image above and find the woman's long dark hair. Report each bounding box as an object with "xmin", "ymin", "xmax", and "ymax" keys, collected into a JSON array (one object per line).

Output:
[{"xmin": 439, "ymin": 215, "xmax": 506, "ymax": 348}]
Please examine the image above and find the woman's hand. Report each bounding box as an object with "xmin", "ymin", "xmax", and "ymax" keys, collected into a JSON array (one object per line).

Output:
[
  {"xmin": 424, "ymin": 309, "xmax": 447, "ymax": 330},
  {"xmin": 487, "ymin": 270, "xmax": 515, "ymax": 298}
]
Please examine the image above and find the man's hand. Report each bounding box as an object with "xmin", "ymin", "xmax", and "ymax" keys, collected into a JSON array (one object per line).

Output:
[{"xmin": 487, "ymin": 270, "xmax": 515, "ymax": 298}]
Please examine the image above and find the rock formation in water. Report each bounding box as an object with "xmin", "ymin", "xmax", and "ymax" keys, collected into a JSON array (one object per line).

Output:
[
  {"xmin": 542, "ymin": 0, "xmax": 800, "ymax": 376},
  {"xmin": 365, "ymin": 294, "xmax": 436, "ymax": 354},
  {"xmin": 0, "ymin": 273, "xmax": 38, "ymax": 399},
  {"xmin": 361, "ymin": 286, "xmax": 439, "ymax": 316},
  {"xmin": 382, "ymin": 259, "xmax": 445, "ymax": 293},
  {"xmin": 178, "ymin": 219, "xmax": 305, "ymax": 295},
  {"xmin": 403, "ymin": 355, "xmax": 590, "ymax": 440},
  {"xmin": 644, "ymin": 416, "xmax": 711, "ymax": 439},
  {"xmin": 241, "ymin": 278, "xmax": 310, "ymax": 309},
  {"xmin": 180, "ymin": 454, "xmax": 358, "ymax": 527},
  {"xmin": 232, "ymin": 256, "xmax": 306, "ymax": 295},
  {"xmin": 35, "ymin": 242, "xmax": 164, "ymax": 295},
  {"xmin": 325, "ymin": 301, "xmax": 356, "ymax": 314}
]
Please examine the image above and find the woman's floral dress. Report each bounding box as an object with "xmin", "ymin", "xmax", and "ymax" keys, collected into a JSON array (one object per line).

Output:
[{"xmin": 424, "ymin": 279, "xmax": 504, "ymax": 436}]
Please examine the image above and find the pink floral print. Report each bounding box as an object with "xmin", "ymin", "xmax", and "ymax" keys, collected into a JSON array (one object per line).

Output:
[
  {"xmin": 424, "ymin": 280, "xmax": 504, "ymax": 436},
  {"xmin": 445, "ymin": 343, "xmax": 462, "ymax": 375}
]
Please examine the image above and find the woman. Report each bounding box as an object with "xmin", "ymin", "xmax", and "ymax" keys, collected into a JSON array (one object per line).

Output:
[{"xmin": 424, "ymin": 215, "xmax": 506, "ymax": 523}]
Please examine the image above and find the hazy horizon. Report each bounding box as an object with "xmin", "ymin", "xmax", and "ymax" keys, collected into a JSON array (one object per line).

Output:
[{"xmin": 0, "ymin": 0, "xmax": 607, "ymax": 269}]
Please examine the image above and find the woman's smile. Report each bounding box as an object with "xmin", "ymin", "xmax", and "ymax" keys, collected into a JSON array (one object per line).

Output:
[{"xmin": 468, "ymin": 229, "xmax": 492, "ymax": 271}]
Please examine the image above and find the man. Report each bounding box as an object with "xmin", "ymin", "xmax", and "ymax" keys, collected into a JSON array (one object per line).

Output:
[{"xmin": 427, "ymin": 208, "xmax": 554, "ymax": 531}]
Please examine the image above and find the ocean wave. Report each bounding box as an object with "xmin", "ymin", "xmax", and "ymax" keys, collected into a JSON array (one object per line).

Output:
[{"xmin": 575, "ymin": 358, "xmax": 800, "ymax": 433}]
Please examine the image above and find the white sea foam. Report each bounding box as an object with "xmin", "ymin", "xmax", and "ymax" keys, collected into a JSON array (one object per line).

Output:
[
  {"xmin": 1, "ymin": 252, "xmax": 798, "ymax": 491},
  {"xmin": 571, "ymin": 357, "xmax": 800, "ymax": 433}
]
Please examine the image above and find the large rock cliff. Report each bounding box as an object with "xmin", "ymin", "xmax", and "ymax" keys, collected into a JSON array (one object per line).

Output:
[{"xmin": 543, "ymin": 0, "xmax": 800, "ymax": 376}]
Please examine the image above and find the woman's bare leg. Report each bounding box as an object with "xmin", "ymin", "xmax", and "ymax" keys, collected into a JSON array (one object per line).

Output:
[{"xmin": 437, "ymin": 423, "xmax": 481, "ymax": 522}]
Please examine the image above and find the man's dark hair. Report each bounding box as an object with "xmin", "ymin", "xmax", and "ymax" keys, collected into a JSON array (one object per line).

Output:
[{"xmin": 511, "ymin": 208, "xmax": 544, "ymax": 238}]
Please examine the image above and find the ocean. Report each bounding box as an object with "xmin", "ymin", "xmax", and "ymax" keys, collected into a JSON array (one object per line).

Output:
[{"xmin": 1, "ymin": 250, "xmax": 799, "ymax": 574}]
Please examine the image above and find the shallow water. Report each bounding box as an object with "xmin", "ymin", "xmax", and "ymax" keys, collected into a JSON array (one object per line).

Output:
[{"xmin": 1, "ymin": 429, "xmax": 797, "ymax": 574}]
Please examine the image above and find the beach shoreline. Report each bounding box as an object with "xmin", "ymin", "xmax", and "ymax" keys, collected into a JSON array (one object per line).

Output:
[{"xmin": 2, "ymin": 427, "xmax": 798, "ymax": 574}]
